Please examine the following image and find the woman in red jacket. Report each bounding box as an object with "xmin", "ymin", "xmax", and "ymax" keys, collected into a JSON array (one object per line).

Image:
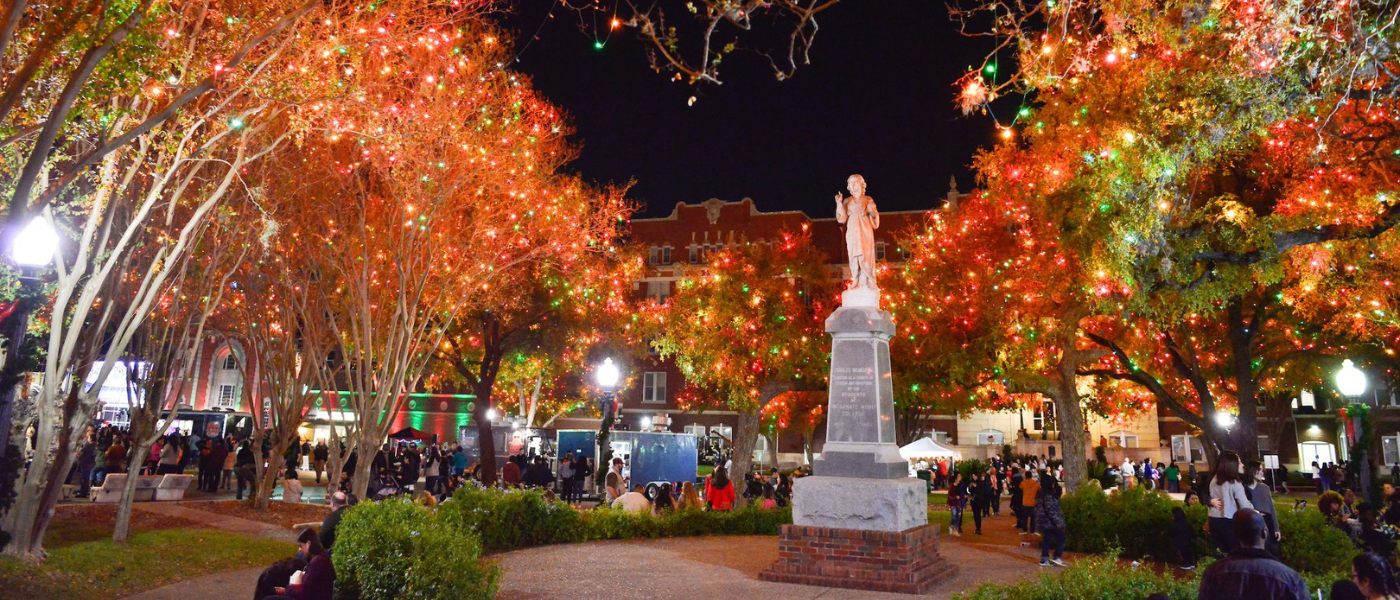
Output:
[
  {"xmin": 705, "ymin": 465, "xmax": 736, "ymax": 511},
  {"xmin": 270, "ymin": 528, "xmax": 334, "ymax": 600}
]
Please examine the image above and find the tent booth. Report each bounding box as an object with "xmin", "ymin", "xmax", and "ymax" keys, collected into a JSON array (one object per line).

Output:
[{"xmin": 899, "ymin": 437, "xmax": 963, "ymax": 478}]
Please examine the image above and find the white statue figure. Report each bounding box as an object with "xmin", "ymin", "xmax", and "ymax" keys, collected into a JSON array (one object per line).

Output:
[{"xmin": 835, "ymin": 174, "xmax": 880, "ymax": 291}]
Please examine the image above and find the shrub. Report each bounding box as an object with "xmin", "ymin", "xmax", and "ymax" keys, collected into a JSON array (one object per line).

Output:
[
  {"xmin": 956, "ymin": 459, "xmax": 988, "ymax": 479},
  {"xmin": 333, "ymin": 499, "xmax": 497, "ymax": 600},
  {"xmin": 955, "ymin": 554, "xmax": 1198, "ymax": 600},
  {"xmin": 438, "ymin": 487, "xmax": 792, "ymax": 553},
  {"xmin": 1277, "ymin": 508, "xmax": 1357, "ymax": 575}
]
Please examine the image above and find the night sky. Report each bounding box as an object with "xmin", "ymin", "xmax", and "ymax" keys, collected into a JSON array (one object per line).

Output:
[{"xmin": 501, "ymin": 1, "xmax": 999, "ymax": 218}]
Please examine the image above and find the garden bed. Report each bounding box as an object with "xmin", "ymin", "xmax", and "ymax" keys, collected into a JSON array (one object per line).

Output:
[
  {"xmin": 188, "ymin": 499, "xmax": 331, "ymax": 529},
  {"xmin": 45, "ymin": 503, "xmax": 208, "ymax": 549}
]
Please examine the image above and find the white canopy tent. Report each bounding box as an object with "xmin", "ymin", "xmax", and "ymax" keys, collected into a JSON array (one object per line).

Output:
[{"xmin": 899, "ymin": 437, "xmax": 962, "ymax": 461}]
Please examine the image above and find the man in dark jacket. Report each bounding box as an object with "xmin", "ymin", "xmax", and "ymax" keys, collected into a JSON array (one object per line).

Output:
[
  {"xmin": 206, "ymin": 438, "xmax": 229, "ymax": 492},
  {"xmin": 1199, "ymin": 509, "xmax": 1309, "ymax": 600},
  {"xmin": 319, "ymin": 491, "xmax": 349, "ymax": 552},
  {"xmin": 1009, "ymin": 467, "xmax": 1025, "ymax": 531}
]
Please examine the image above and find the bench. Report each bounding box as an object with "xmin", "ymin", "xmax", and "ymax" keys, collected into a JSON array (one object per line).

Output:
[
  {"xmin": 154, "ymin": 474, "xmax": 193, "ymax": 501},
  {"xmin": 92, "ymin": 474, "xmax": 161, "ymax": 503}
]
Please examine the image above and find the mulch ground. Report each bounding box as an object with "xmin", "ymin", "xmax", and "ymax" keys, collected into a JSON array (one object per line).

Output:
[
  {"xmin": 188, "ymin": 500, "xmax": 331, "ymax": 529},
  {"xmin": 46, "ymin": 503, "xmax": 208, "ymax": 549}
]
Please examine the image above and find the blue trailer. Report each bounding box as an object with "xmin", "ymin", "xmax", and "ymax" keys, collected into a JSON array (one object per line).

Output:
[{"xmin": 557, "ymin": 429, "xmax": 698, "ymax": 497}]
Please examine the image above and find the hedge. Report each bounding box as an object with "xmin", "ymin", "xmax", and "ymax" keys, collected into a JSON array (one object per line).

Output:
[
  {"xmin": 1061, "ymin": 482, "xmax": 1210, "ymax": 562},
  {"xmin": 1059, "ymin": 481, "xmax": 1356, "ymax": 576},
  {"xmin": 438, "ymin": 486, "xmax": 791, "ymax": 553},
  {"xmin": 956, "ymin": 554, "xmax": 1350, "ymax": 600}
]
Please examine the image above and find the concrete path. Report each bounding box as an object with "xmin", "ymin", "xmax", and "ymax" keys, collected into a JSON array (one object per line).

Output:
[
  {"xmin": 123, "ymin": 567, "xmax": 263, "ymax": 600},
  {"xmin": 494, "ymin": 534, "xmax": 1043, "ymax": 599}
]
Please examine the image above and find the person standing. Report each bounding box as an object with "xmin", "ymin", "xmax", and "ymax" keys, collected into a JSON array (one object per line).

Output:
[
  {"xmin": 704, "ymin": 466, "xmax": 736, "ymax": 511},
  {"xmin": 1121, "ymin": 458, "xmax": 1136, "ymax": 490},
  {"xmin": 1170, "ymin": 506, "xmax": 1199, "ymax": 571},
  {"xmin": 158, "ymin": 434, "xmax": 182, "ymax": 475},
  {"xmin": 558, "ymin": 453, "xmax": 576, "ymax": 503},
  {"xmin": 312, "ymin": 441, "xmax": 328, "ymax": 485},
  {"xmin": 1010, "ymin": 467, "xmax": 1026, "ymax": 531},
  {"xmin": 1035, "ymin": 472, "xmax": 1067, "ymax": 567},
  {"xmin": 235, "ymin": 440, "xmax": 257, "ymax": 501},
  {"xmin": 1166, "ymin": 462, "xmax": 1181, "ymax": 494},
  {"xmin": 1019, "ymin": 471, "xmax": 1040, "ymax": 535},
  {"xmin": 221, "ymin": 435, "xmax": 237, "ymax": 491},
  {"xmin": 206, "ymin": 436, "xmax": 229, "ymax": 492},
  {"xmin": 74, "ymin": 428, "xmax": 97, "ymax": 498},
  {"xmin": 603, "ymin": 457, "xmax": 624, "ymax": 501},
  {"xmin": 572, "ymin": 454, "xmax": 591, "ymax": 503},
  {"xmin": 1208, "ymin": 451, "xmax": 1254, "ymax": 554},
  {"xmin": 1245, "ymin": 460, "xmax": 1281, "ymax": 555},
  {"xmin": 969, "ymin": 473, "xmax": 988, "ymax": 535},
  {"xmin": 947, "ymin": 473, "xmax": 966, "ymax": 537},
  {"xmin": 1198, "ymin": 509, "xmax": 1308, "ymax": 600}
]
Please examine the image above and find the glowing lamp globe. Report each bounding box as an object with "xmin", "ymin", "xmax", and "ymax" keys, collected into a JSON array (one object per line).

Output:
[
  {"xmin": 12, "ymin": 216, "xmax": 58, "ymax": 267},
  {"xmin": 486, "ymin": 408, "xmax": 498, "ymax": 422},
  {"xmin": 1214, "ymin": 412, "xmax": 1236, "ymax": 429},
  {"xmin": 596, "ymin": 358, "xmax": 620, "ymax": 389},
  {"xmin": 1337, "ymin": 360, "xmax": 1368, "ymax": 398}
]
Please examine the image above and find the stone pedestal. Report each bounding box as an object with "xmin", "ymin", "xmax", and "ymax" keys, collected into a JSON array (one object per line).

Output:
[
  {"xmin": 812, "ymin": 306, "xmax": 905, "ymax": 480},
  {"xmin": 759, "ymin": 524, "xmax": 957, "ymax": 594},
  {"xmin": 791, "ymin": 476, "xmax": 927, "ymax": 532}
]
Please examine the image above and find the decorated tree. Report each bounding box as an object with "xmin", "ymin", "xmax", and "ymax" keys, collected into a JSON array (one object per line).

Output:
[
  {"xmin": 111, "ymin": 214, "xmax": 251, "ymax": 541},
  {"xmin": 434, "ymin": 242, "xmax": 637, "ymax": 485},
  {"xmin": 759, "ymin": 390, "xmax": 824, "ymax": 466},
  {"xmin": 648, "ymin": 231, "xmax": 837, "ymax": 483},
  {"xmin": 891, "ymin": 191, "xmax": 1104, "ymax": 490},
  {"xmin": 218, "ymin": 212, "xmax": 342, "ymax": 510},
  {"xmin": 261, "ymin": 9, "xmax": 630, "ymax": 497},
  {"xmin": 942, "ymin": 0, "xmax": 1400, "ymax": 466}
]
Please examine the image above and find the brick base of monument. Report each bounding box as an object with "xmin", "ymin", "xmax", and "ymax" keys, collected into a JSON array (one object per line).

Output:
[{"xmin": 758, "ymin": 523, "xmax": 957, "ymax": 594}]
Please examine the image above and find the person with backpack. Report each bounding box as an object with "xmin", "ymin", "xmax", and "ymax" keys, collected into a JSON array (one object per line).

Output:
[{"xmin": 1035, "ymin": 472, "xmax": 1068, "ymax": 567}]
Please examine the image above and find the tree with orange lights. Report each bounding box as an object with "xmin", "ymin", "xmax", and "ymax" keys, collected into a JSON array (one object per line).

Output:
[
  {"xmin": 648, "ymin": 232, "xmax": 837, "ymax": 482},
  {"xmin": 261, "ymin": 10, "xmax": 631, "ymax": 496}
]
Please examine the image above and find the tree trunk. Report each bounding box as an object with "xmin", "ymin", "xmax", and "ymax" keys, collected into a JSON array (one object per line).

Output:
[
  {"xmin": 730, "ymin": 408, "xmax": 760, "ymax": 503},
  {"xmin": 1053, "ymin": 361, "xmax": 1088, "ymax": 492},
  {"xmin": 113, "ymin": 438, "xmax": 155, "ymax": 543},
  {"xmin": 474, "ymin": 409, "xmax": 497, "ymax": 487},
  {"xmin": 255, "ymin": 440, "xmax": 292, "ymax": 510}
]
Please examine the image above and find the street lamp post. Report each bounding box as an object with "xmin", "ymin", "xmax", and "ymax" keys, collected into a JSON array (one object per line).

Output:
[
  {"xmin": 594, "ymin": 358, "xmax": 620, "ymax": 491},
  {"xmin": 0, "ymin": 215, "xmax": 59, "ymax": 457},
  {"xmin": 1337, "ymin": 359, "xmax": 1373, "ymax": 501}
]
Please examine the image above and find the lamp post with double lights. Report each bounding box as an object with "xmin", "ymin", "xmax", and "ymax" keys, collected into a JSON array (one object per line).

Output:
[
  {"xmin": 0, "ymin": 215, "xmax": 59, "ymax": 457},
  {"xmin": 594, "ymin": 358, "xmax": 621, "ymax": 488}
]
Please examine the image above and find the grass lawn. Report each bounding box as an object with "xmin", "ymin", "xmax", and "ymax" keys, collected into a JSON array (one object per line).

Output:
[{"xmin": 0, "ymin": 528, "xmax": 292, "ymax": 599}]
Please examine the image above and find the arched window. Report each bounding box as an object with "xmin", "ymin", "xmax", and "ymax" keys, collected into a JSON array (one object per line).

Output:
[{"xmin": 208, "ymin": 342, "xmax": 244, "ymax": 410}]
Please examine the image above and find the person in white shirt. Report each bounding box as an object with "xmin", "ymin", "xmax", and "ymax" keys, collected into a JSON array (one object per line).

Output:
[
  {"xmin": 1121, "ymin": 458, "xmax": 1136, "ymax": 489},
  {"xmin": 612, "ymin": 484, "xmax": 652, "ymax": 513}
]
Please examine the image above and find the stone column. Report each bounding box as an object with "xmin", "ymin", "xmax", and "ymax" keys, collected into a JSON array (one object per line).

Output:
[{"xmin": 762, "ymin": 298, "xmax": 955, "ymax": 593}]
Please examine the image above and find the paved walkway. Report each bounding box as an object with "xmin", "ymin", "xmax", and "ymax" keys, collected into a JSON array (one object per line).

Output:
[
  {"xmin": 124, "ymin": 567, "xmax": 264, "ymax": 600},
  {"xmin": 493, "ymin": 533, "xmax": 1042, "ymax": 599}
]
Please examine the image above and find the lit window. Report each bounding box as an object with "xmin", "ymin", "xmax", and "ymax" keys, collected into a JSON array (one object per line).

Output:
[
  {"xmin": 643, "ymin": 372, "xmax": 667, "ymax": 403},
  {"xmin": 215, "ymin": 384, "xmax": 238, "ymax": 409},
  {"xmin": 222, "ymin": 354, "xmax": 238, "ymax": 370},
  {"xmin": 646, "ymin": 281, "xmax": 670, "ymax": 301}
]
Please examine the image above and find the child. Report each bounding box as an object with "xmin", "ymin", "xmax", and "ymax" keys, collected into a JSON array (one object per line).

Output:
[{"xmin": 1170, "ymin": 506, "xmax": 1198, "ymax": 571}]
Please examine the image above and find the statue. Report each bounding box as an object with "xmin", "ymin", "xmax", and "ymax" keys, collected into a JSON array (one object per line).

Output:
[{"xmin": 835, "ymin": 174, "xmax": 880, "ymax": 291}]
